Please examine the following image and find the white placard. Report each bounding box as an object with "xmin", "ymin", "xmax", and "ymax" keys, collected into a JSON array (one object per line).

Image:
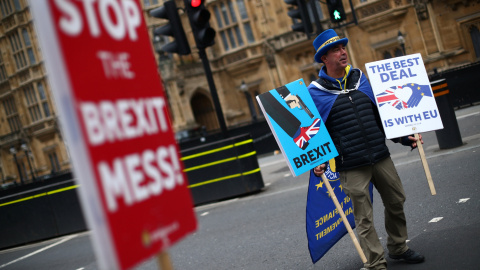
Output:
[{"xmin": 365, "ymin": 53, "xmax": 443, "ymax": 138}]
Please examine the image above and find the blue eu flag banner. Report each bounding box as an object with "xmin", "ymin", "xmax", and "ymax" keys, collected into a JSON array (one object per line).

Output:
[{"xmin": 306, "ymin": 159, "xmax": 373, "ymax": 263}]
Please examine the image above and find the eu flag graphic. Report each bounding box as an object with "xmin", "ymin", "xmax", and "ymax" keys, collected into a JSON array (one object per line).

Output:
[
  {"xmin": 376, "ymin": 83, "xmax": 433, "ymax": 110},
  {"xmin": 306, "ymin": 160, "xmax": 373, "ymax": 263}
]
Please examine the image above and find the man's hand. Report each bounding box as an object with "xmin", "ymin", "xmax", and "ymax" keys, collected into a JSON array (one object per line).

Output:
[
  {"xmin": 313, "ymin": 163, "xmax": 326, "ymax": 177},
  {"xmin": 407, "ymin": 133, "xmax": 423, "ymax": 149},
  {"xmin": 284, "ymin": 95, "xmax": 301, "ymax": 109}
]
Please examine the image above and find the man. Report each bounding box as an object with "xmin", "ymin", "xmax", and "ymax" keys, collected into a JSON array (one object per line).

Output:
[{"xmin": 308, "ymin": 29, "xmax": 425, "ymax": 270}]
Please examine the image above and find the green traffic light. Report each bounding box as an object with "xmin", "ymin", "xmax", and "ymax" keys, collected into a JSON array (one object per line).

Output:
[{"xmin": 334, "ymin": 10, "xmax": 341, "ymax": 20}]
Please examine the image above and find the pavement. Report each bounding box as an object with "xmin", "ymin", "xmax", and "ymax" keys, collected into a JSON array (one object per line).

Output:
[
  {"xmin": 388, "ymin": 104, "xmax": 480, "ymax": 269},
  {"xmin": 388, "ymin": 223, "xmax": 480, "ymax": 270},
  {"xmin": 257, "ymin": 104, "xmax": 480, "ymax": 270}
]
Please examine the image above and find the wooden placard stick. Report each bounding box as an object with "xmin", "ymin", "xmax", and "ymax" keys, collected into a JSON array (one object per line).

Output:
[
  {"xmin": 414, "ymin": 133, "xmax": 436, "ymax": 195},
  {"xmin": 321, "ymin": 174, "xmax": 367, "ymax": 264},
  {"xmin": 157, "ymin": 251, "xmax": 174, "ymax": 270}
]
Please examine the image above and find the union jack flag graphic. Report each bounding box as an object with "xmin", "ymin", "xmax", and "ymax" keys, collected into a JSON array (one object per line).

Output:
[
  {"xmin": 376, "ymin": 86, "xmax": 409, "ymax": 110},
  {"xmin": 376, "ymin": 83, "xmax": 433, "ymax": 110},
  {"xmin": 294, "ymin": 118, "xmax": 321, "ymax": 150}
]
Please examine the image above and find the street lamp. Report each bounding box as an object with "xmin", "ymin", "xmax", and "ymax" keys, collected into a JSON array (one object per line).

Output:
[
  {"xmin": 240, "ymin": 81, "xmax": 257, "ymax": 122},
  {"xmin": 21, "ymin": 142, "xmax": 36, "ymax": 182},
  {"xmin": 397, "ymin": 30, "xmax": 406, "ymax": 55},
  {"xmin": 9, "ymin": 146, "xmax": 24, "ymax": 185}
]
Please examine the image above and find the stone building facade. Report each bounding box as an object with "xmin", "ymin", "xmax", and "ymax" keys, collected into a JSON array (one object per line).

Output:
[
  {"xmin": 142, "ymin": 0, "xmax": 480, "ymax": 136},
  {"xmin": 0, "ymin": 0, "xmax": 70, "ymax": 186},
  {"xmin": 0, "ymin": 0, "xmax": 479, "ymax": 186}
]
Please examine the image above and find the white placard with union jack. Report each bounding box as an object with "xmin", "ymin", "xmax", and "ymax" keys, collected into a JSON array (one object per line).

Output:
[
  {"xmin": 256, "ymin": 79, "xmax": 338, "ymax": 177},
  {"xmin": 365, "ymin": 53, "xmax": 443, "ymax": 139}
]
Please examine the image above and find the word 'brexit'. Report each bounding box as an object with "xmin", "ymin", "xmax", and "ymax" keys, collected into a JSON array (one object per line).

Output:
[{"xmin": 293, "ymin": 142, "xmax": 332, "ymax": 169}]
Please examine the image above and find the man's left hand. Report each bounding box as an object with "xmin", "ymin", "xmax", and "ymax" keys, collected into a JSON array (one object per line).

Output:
[{"xmin": 407, "ymin": 133, "xmax": 423, "ymax": 149}]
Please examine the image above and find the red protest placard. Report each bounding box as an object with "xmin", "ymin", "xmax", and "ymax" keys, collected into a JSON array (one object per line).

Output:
[{"xmin": 29, "ymin": 1, "xmax": 197, "ymax": 269}]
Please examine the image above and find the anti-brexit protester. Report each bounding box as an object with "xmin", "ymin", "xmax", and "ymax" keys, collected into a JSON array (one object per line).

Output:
[{"xmin": 308, "ymin": 29, "xmax": 425, "ymax": 270}]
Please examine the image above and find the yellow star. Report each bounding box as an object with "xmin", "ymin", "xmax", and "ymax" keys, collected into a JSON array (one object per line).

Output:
[
  {"xmin": 327, "ymin": 187, "xmax": 335, "ymax": 197},
  {"xmin": 411, "ymin": 83, "xmax": 415, "ymax": 86},
  {"xmin": 421, "ymin": 93, "xmax": 424, "ymax": 96},
  {"xmin": 417, "ymin": 86, "xmax": 421, "ymax": 90},
  {"xmin": 316, "ymin": 181, "xmax": 323, "ymax": 191}
]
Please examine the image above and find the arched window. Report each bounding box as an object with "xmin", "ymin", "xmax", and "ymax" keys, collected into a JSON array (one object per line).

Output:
[
  {"xmin": 394, "ymin": 48, "xmax": 404, "ymax": 57},
  {"xmin": 191, "ymin": 92, "xmax": 219, "ymax": 131},
  {"xmin": 383, "ymin": 51, "xmax": 392, "ymax": 59},
  {"xmin": 470, "ymin": 25, "xmax": 480, "ymax": 59}
]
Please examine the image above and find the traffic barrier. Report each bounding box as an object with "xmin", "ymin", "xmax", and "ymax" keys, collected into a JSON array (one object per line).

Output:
[
  {"xmin": 0, "ymin": 134, "xmax": 265, "ymax": 249},
  {"xmin": 181, "ymin": 134, "xmax": 264, "ymax": 205},
  {"xmin": 431, "ymin": 79, "xmax": 463, "ymax": 149},
  {"xmin": 0, "ymin": 175, "xmax": 87, "ymax": 250}
]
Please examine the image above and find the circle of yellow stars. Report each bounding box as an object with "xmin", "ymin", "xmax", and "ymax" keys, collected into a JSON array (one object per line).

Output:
[{"xmin": 315, "ymin": 179, "xmax": 343, "ymax": 198}]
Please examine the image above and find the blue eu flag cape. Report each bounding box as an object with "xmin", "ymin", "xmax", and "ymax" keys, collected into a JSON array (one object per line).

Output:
[{"xmin": 306, "ymin": 159, "xmax": 373, "ymax": 263}]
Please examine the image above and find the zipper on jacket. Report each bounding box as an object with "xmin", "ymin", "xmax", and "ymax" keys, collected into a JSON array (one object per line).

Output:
[{"xmin": 348, "ymin": 93, "xmax": 374, "ymax": 164}]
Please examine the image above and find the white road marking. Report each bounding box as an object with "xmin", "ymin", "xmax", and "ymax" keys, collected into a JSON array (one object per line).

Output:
[
  {"xmin": 259, "ymin": 159, "xmax": 286, "ymax": 168},
  {"xmin": 395, "ymin": 143, "xmax": 480, "ymax": 166},
  {"xmin": 0, "ymin": 234, "xmax": 77, "ymax": 268},
  {"xmin": 429, "ymin": 217, "xmax": 443, "ymax": 223},
  {"xmin": 457, "ymin": 112, "xmax": 479, "ymax": 120},
  {"xmin": 200, "ymin": 212, "xmax": 209, "ymax": 216},
  {"xmin": 284, "ymin": 173, "xmax": 291, "ymax": 177},
  {"xmin": 458, "ymin": 198, "xmax": 470, "ymax": 203}
]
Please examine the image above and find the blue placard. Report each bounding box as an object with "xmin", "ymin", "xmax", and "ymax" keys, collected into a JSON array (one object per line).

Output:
[{"xmin": 256, "ymin": 79, "xmax": 338, "ymax": 176}]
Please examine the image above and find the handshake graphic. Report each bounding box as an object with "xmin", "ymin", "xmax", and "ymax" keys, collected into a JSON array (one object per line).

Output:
[{"xmin": 377, "ymin": 83, "xmax": 433, "ymax": 110}]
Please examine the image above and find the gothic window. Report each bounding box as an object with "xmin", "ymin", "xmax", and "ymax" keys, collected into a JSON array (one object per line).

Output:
[
  {"xmin": 24, "ymin": 83, "xmax": 51, "ymax": 122},
  {"xmin": 13, "ymin": 0, "xmax": 19, "ymax": 10},
  {"xmin": 22, "ymin": 28, "xmax": 36, "ymax": 65},
  {"xmin": 24, "ymin": 84, "xmax": 42, "ymax": 122},
  {"xmin": 20, "ymin": 162, "xmax": 28, "ymax": 182},
  {"xmin": 382, "ymin": 46, "xmax": 404, "ymax": 60},
  {"xmin": 48, "ymin": 151, "xmax": 61, "ymax": 173},
  {"xmin": 8, "ymin": 28, "xmax": 36, "ymax": 70},
  {"xmin": 394, "ymin": 48, "xmax": 403, "ymax": 57},
  {"xmin": 0, "ymin": 0, "xmax": 13, "ymax": 17},
  {"xmin": 37, "ymin": 82, "xmax": 51, "ymax": 117},
  {"xmin": 470, "ymin": 25, "xmax": 480, "ymax": 59},
  {"xmin": 8, "ymin": 32, "xmax": 27, "ymax": 70},
  {"xmin": 213, "ymin": 0, "xmax": 255, "ymax": 52},
  {"xmin": 0, "ymin": 53, "xmax": 7, "ymax": 82},
  {"xmin": 383, "ymin": 51, "xmax": 392, "ymax": 59},
  {"xmin": 2, "ymin": 96, "xmax": 21, "ymax": 132}
]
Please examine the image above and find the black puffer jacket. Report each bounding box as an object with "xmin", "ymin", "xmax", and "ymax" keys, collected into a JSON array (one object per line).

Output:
[
  {"xmin": 311, "ymin": 67, "xmax": 412, "ymax": 172},
  {"xmin": 326, "ymin": 90, "xmax": 390, "ymax": 171}
]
